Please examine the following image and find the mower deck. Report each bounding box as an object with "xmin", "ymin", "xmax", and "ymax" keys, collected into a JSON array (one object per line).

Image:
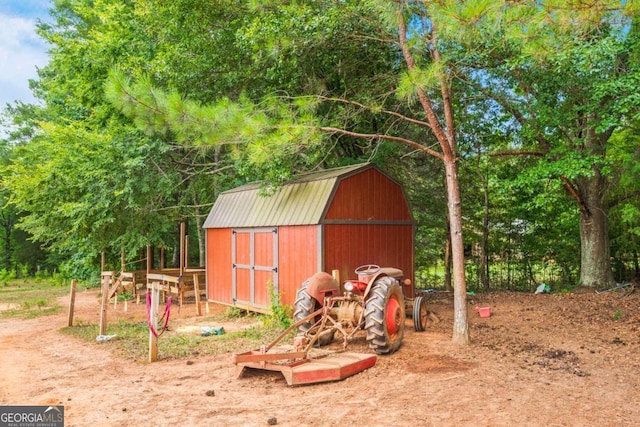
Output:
[{"xmin": 232, "ymin": 349, "xmax": 377, "ymax": 386}]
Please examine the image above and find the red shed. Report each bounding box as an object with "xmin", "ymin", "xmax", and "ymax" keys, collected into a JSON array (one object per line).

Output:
[{"xmin": 203, "ymin": 163, "xmax": 415, "ymax": 311}]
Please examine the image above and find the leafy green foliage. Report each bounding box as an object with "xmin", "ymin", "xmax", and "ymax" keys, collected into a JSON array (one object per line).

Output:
[
  {"xmin": 3, "ymin": 122, "xmax": 177, "ymax": 257},
  {"xmin": 263, "ymin": 282, "xmax": 293, "ymax": 330},
  {"xmin": 106, "ymin": 69, "xmax": 329, "ymax": 187},
  {"xmin": 0, "ymin": 268, "xmax": 16, "ymax": 285}
]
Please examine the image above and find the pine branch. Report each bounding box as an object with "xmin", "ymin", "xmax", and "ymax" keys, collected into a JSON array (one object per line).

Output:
[{"xmin": 316, "ymin": 126, "xmax": 443, "ymax": 160}]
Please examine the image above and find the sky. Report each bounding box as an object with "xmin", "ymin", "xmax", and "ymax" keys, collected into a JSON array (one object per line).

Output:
[{"xmin": 0, "ymin": 0, "xmax": 52, "ymax": 106}]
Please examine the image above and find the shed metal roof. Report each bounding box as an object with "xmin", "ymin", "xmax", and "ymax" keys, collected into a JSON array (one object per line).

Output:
[{"xmin": 203, "ymin": 163, "xmax": 375, "ymax": 228}]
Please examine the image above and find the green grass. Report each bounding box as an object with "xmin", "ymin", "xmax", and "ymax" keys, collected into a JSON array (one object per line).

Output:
[
  {"xmin": 60, "ymin": 317, "xmax": 293, "ymax": 362},
  {"xmin": 0, "ymin": 278, "xmax": 79, "ymax": 319}
]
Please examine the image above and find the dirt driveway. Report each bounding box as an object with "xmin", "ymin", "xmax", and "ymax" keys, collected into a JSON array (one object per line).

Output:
[{"xmin": 0, "ymin": 287, "xmax": 638, "ymax": 426}]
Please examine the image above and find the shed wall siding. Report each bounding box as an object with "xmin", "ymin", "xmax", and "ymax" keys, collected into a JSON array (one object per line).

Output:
[
  {"xmin": 206, "ymin": 228, "xmax": 233, "ymax": 304},
  {"xmin": 323, "ymin": 224, "xmax": 414, "ymax": 298},
  {"xmin": 206, "ymin": 225, "xmax": 319, "ymax": 308},
  {"xmin": 277, "ymin": 225, "xmax": 320, "ymax": 306},
  {"xmin": 325, "ymin": 168, "xmax": 412, "ymax": 222}
]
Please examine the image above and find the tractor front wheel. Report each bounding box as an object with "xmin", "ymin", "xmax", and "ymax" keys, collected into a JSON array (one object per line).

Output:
[
  {"xmin": 364, "ymin": 276, "xmax": 405, "ymax": 354},
  {"xmin": 293, "ymin": 280, "xmax": 334, "ymax": 346},
  {"xmin": 413, "ymin": 295, "xmax": 428, "ymax": 332}
]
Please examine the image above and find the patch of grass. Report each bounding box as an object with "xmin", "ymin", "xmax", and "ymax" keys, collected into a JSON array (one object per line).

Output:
[
  {"xmin": 23, "ymin": 306, "xmax": 62, "ymax": 319},
  {"xmin": 224, "ymin": 305, "xmax": 250, "ymax": 319},
  {"xmin": 117, "ymin": 292, "xmax": 133, "ymax": 302},
  {"xmin": 0, "ymin": 279, "xmax": 79, "ymax": 320},
  {"xmin": 60, "ymin": 315, "xmax": 295, "ymax": 362}
]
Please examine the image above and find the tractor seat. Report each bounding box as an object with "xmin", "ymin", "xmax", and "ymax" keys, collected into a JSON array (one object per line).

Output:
[{"xmin": 380, "ymin": 267, "xmax": 404, "ymax": 279}]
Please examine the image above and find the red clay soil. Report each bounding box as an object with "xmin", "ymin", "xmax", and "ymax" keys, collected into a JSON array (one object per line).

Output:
[{"xmin": 0, "ymin": 287, "xmax": 638, "ymax": 426}]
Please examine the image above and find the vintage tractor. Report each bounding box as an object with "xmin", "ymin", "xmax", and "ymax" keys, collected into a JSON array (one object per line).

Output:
[
  {"xmin": 232, "ymin": 264, "xmax": 430, "ymax": 385},
  {"xmin": 293, "ymin": 264, "xmax": 410, "ymax": 354}
]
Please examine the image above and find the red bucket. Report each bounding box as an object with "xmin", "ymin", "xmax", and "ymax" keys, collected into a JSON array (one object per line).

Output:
[{"xmin": 476, "ymin": 306, "xmax": 491, "ymax": 318}]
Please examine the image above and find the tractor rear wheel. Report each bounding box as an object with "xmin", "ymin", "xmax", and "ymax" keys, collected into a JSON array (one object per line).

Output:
[
  {"xmin": 364, "ymin": 276, "xmax": 405, "ymax": 354},
  {"xmin": 293, "ymin": 280, "xmax": 334, "ymax": 346},
  {"xmin": 413, "ymin": 295, "xmax": 428, "ymax": 332}
]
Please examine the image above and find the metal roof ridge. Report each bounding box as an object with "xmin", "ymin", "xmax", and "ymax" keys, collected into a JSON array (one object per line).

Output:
[{"xmin": 220, "ymin": 163, "xmax": 372, "ymax": 194}]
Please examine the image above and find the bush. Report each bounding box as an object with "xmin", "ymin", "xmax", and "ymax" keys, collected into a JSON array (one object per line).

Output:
[
  {"xmin": 0, "ymin": 268, "xmax": 17, "ymax": 284},
  {"xmin": 263, "ymin": 282, "xmax": 293, "ymax": 329},
  {"xmin": 18, "ymin": 264, "xmax": 30, "ymax": 279}
]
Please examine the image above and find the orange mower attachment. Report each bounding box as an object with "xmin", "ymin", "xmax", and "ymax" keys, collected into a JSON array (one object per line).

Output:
[
  {"xmin": 231, "ymin": 307, "xmax": 378, "ymax": 386},
  {"xmin": 232, "ymin": 349, "xmax": 376, "ymax": 386}
]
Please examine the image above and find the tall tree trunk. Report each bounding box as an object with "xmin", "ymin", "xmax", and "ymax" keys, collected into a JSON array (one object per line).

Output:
[
  {"xmin": 443, "ymin": 233, "xmax": 452, "ymax": 292},
  {"xmin": 195, "ymin": 207, "xmax": 206, "ymax": 268},
  {"xmin": 576, "ymin": 175, "xmax": 615, "ymax": 289},
  {"xmin": 189, "ymin": 189, "xmax": 206, "ymax": 268},
  {"xmin": 397, "ymin": 7, "xmax": 468, "ymax": 344},
  {"xmin": 2, "ymin": 223, "xmax": 11, "ymax": 270},
  {"xmin": 579, "ymin": 204, "xmax": 615, "ymax": 288},
  {"xmin": 0, "ymin": 212, "xmax": 15, "ymax": 270},
  {"xmin": 445, "ymin": 159, "xmax": 470, "ymax": 345},
  {"xmin": 2, "ymin": 228, "xmax": 10, "ymax": 270},
  {"xmin": 171, "ymin": 222, "xmax": 181, "ymax": 268},
  {"xmin": 443, "ymin": 203, "xmax": 452, "ymax": 292},
  {"xmin": 480, "ymin": 173, "xmax": 490, "ymax": 291},
  {"xmin": 579, "ymin": 210, "xmax": 614, "ymax": 288}
]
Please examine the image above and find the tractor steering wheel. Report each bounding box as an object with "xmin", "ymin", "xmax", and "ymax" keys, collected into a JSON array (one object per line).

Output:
[{"xmin": 354, "ymin": 264, "xmax": 381, "ymax": 276}]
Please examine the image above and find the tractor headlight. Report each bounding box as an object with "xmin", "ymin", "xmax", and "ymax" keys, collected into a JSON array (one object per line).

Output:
[{"xmin": 344, "ymin": 282, "xmax": 354, "ymax": 292}]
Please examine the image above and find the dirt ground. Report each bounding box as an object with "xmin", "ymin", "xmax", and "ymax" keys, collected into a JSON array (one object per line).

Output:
[{"xmin": 1, "ymin": 287, "xmax": 639, "ymax": 427}]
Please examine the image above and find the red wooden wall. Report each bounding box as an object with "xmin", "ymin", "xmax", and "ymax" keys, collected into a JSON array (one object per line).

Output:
[
  {"xmin": 206, "ymin": 225, "xmax": 321, "ymax": 307},
  {"xmin": 323, "ymin": 167, "xmax": 414, "ymax": 295},
  {"xmin": 277, "ymin": 225, "xmax": 320, "ymax": 306},
  {"xmin": 206, "ymin": 228, "xmax": 232, "ymax": 304},
  {"xmin": 323, "ymin": 224, "xmax": 414, "ymax": 298},
  {"xmin": 324, "ymin": 168, "xmax": 412, "ymax": 222}
]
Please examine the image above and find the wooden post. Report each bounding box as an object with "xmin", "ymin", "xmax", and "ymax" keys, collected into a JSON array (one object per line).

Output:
[
  {"xmin": 148, "ymin": 283, "xmax": 160, "ymax": 362},
  {"xmin": 179, "ymin": 222, "xmax": 186, "ymax": 274},
  {"xmin": 193, "ymin": 273, "xmax": 202, "ymax": 316},
  {"xmin": 120, "ymin": 248, "xmax": 125, "ymax": 272},
  {"xmin": 332, "ymin": 269, "xmax": 340, "ymax": 283},
  {"xmin": 184, "ymin": 235, "xmax": 189, "ymax": 271},
  {"xmin": 101, "ymin": 252, "xmax": 105, "ymax": 272},
  {"xmin": 332, "ymin": 270, "xmax": 341, "ymax": 293},
  {"xmin": 146, "ymin": 245, "xmax": 152, "ymax": 274},
  {"xmin": 67, "ymin": 279, "xmax": 77, "ymax": 327},
  {"xmin": 99, "ymin": 275, "xmax": 109, "ymax": 336}
]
